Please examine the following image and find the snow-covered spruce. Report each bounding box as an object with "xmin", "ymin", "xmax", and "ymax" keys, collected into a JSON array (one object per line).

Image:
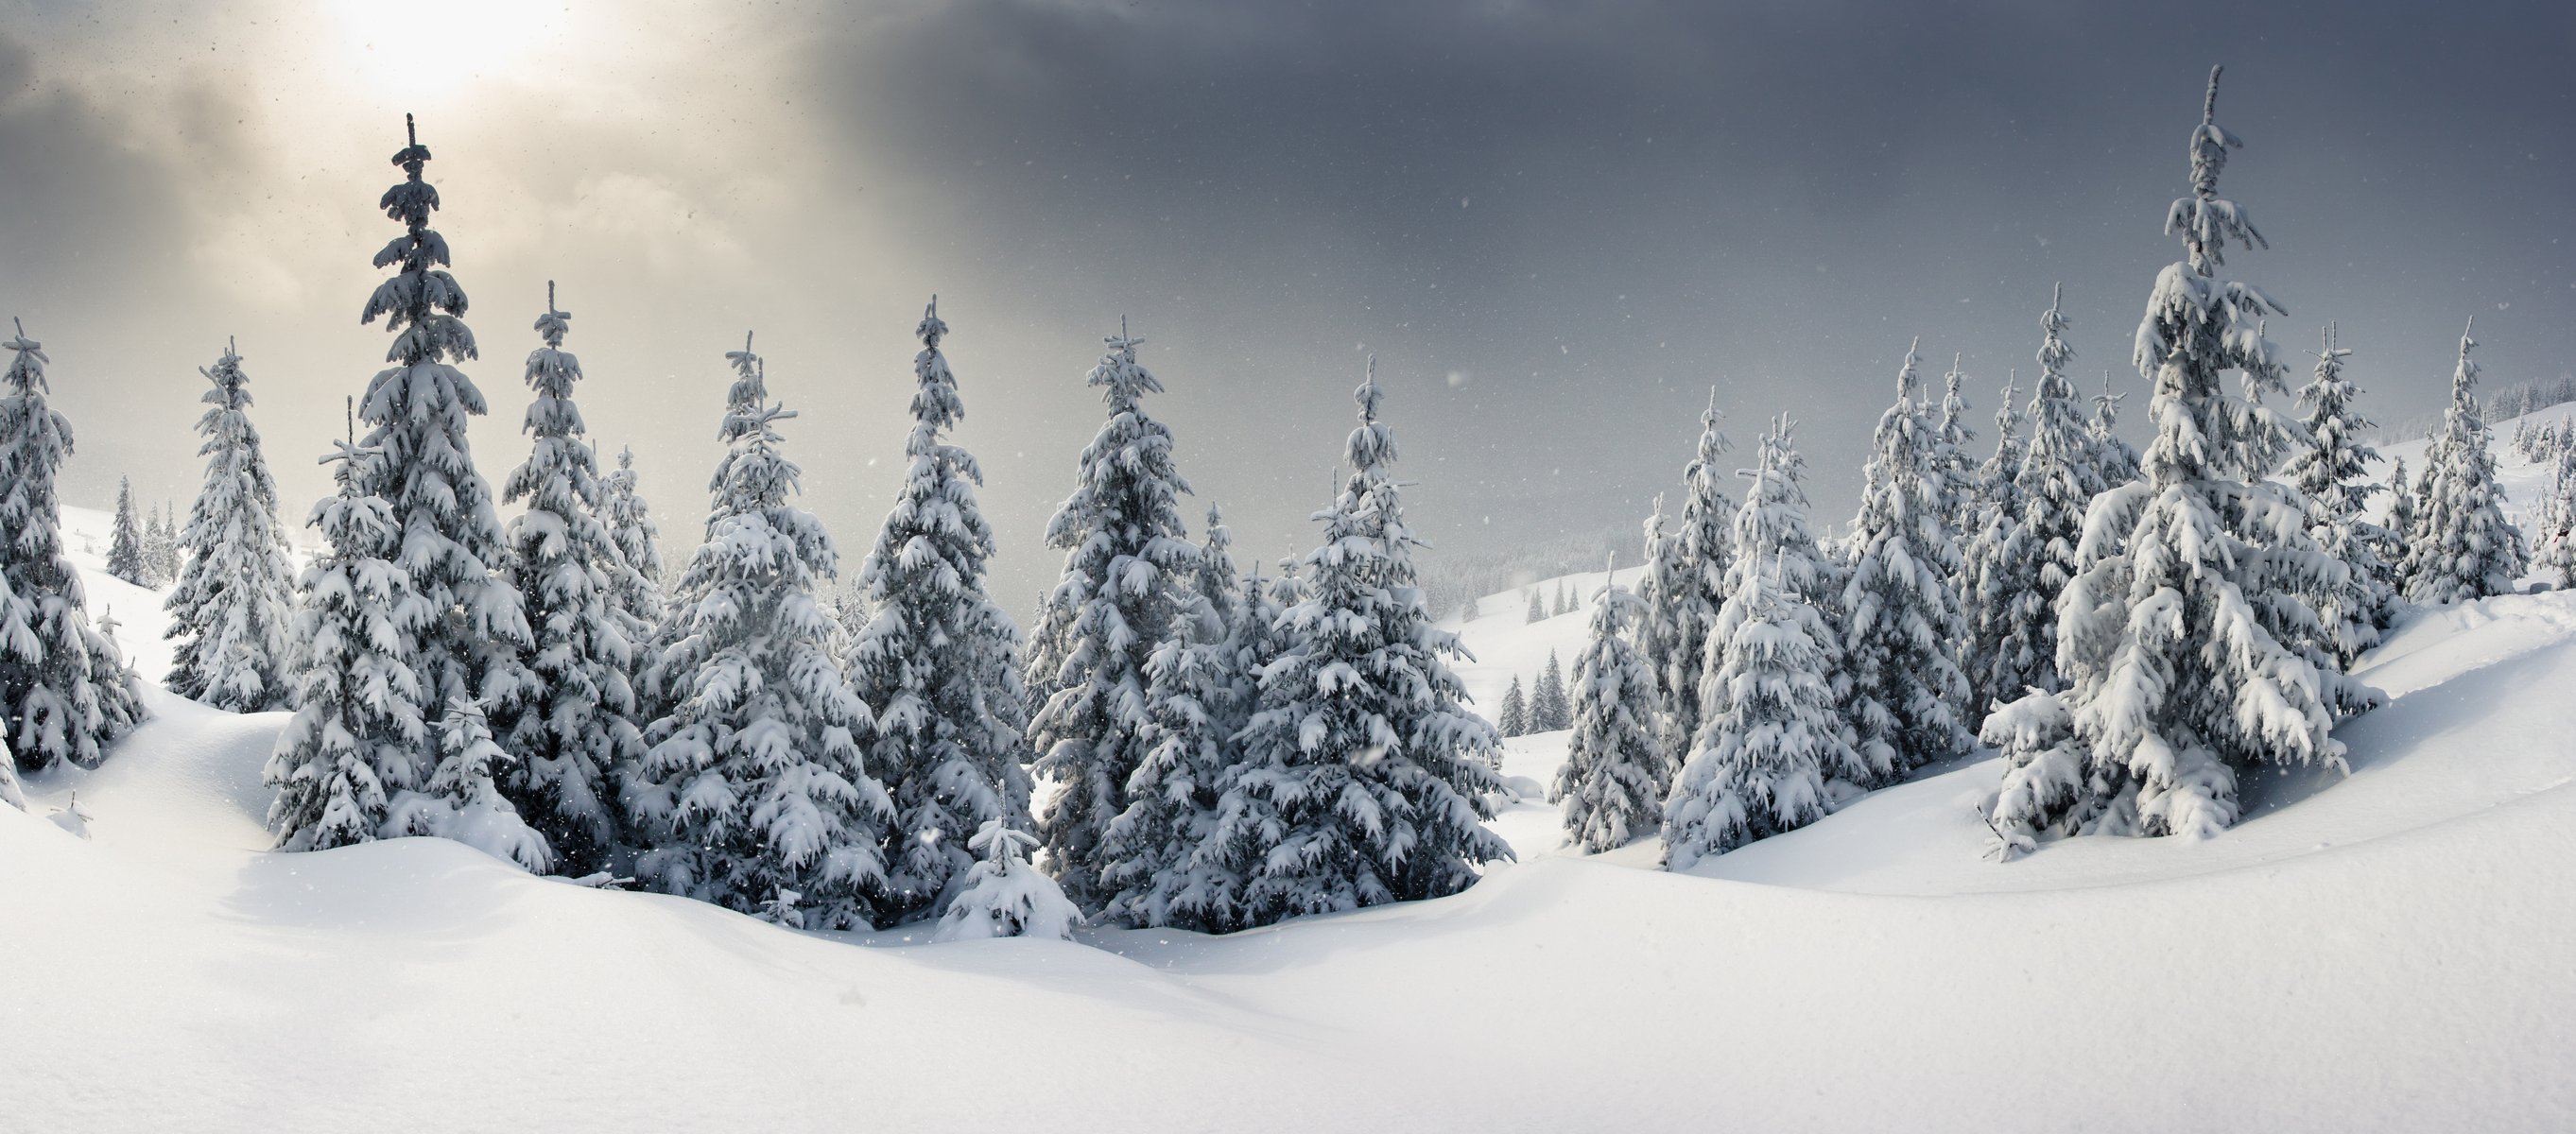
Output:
[
  {"xmin": 2532, "ymin": 434, "xmax": 2576, "ymax": 588},
  {"xmin": 353, "ymin": 116, "xmax": 534, "ymax": 744},
  {"xmin": 931, "ymin": 819, "xmax": 1082, "ymax": 943},
  {"xmin": 844, "ymin": 299, "xmax": 1033, "ymax": 925},
  {"xmin": 1496, "ymin": 675, "xmax": 1530, "ymax": 737},
  {"xmin": 164, "ymin": 340, "xmax": 299, "ymax": 713},
  {"xmin": 384, "ymin": 696, "xmax": 553, "ymax": 872},
  {"xmin": 0, "ymin": 319, "xmax": 145, "ymax": 773},
  {"xmin": 2089, "ymin": 374, "xmax": 2141, "ymax": 488},
  {"xmin": 630, "ymin": 342, "xmax": 891, "ymax": 929},
  {"xmin": 264, "ymin": 418, "xmax": 427, "ymax": 851},
  {"xmin": 1958, "ymin": 366, "xmax": 2025, "ymax": 723},
  {"xmin": 1664, "ymin": 419, "xmax": 1858, "ymax": 868},
  {"xmin": 1977, "ymin": 289, "xmax": 2095, "ymax": 709},
  {"xmin": 1524, "ymin": 588, "xmax": 1544, "ymax": 624},
  {"xmin": 145, "ymin": 502, "xmax": 181, "ymax": 586},
  {"xmin": 1203, "ymin": 361, "xmax": 1511, "ymax": 927},
  {"xmin": 1991, "ymin": 68, "xmax": 2358, "ymax": 848},
  {"xmin": 1551, "ymin": 562, "xmax": 1667, "ymax": 854},
  {"xmin": 2381, "ymin": 456, "xmax": 2419, "ymax": 594},
  {"xmin": 495, "ymin": 286, "xmax": 639, "ymax": 874},
  {"xmin": 1641, "ymin": 392, "xmax": 1735, "ymax": 766},
  {"xmin": 107, "ymin": 477, "xmax": 147, "ymax": 586},
  {"xmin": 1530, "ymin": 649, "xmax": 1572, "ymax": 731},
  {"xmin": 2283, "ymin": 323, "xmax": 2394, "ymax": 663},
  {"xmin": 1934, "ymin": 353, "xmax": 1980, "ymax": 537},
  {"xmin": 1838, "ymin": 340, "xmax": 1973, "ymax": 782},
  {"xmin": 596, "ymin": 445, "xmax": 665, "ymax": 712},
  {"xmin": 2402, "ymin": 320, "xmax": 2526, "ymax": 605},
  {"xmin": 1024, "ymin": 322, "xmax": 1200, "ymax": 912}
]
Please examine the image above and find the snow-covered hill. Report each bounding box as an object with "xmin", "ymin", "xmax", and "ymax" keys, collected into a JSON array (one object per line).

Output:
[{"xmin": 9, "ymin": 474, "xmax": 2576, "ymax": 1130}]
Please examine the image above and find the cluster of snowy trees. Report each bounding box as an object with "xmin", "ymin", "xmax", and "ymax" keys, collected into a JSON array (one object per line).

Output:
[
  {"xmin": 1495, "ymin": 651, "xmax": 1571, "ymax": 737},
  {"xmin": 1553, "ymin": 68, "xmax": 2531, "ymax": 866},
  {"xmin": 107, "ymin": 481, "xmax": 184, "ymax": 591}
]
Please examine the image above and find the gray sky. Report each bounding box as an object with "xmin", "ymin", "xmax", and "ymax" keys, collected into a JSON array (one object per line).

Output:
[{"xmin": 2, "ymin": 0, "xmax": 2569, "ymax": 602}]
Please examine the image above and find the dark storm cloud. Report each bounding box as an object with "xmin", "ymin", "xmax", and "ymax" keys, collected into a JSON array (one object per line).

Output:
[{"xmin": 802, "ymin": 0, "xmax": 2576, "ymax": 568}]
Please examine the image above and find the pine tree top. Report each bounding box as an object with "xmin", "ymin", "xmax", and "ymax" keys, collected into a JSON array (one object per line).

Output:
[{"xmin": 4, "ymin": 318, "xmax": 48, "ymax": 395}]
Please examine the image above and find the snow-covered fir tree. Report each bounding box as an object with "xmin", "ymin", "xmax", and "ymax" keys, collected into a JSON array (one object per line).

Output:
[
  {"xmin": 164, "ymin": 339, "xmax": 298, "ymax": 713},
  {"xmin": 1496, "ymin": 674, "xmax": 1529, "ymax": 737},
  {"xmin": 2283, "ymin": 323, "xmax": 2394, "ymax": 663},
  {"xmin": 1024, "ymin": 321, "xmax": 1200, "ymax": 912},
  {"xmin": 495, "ymin": 285, "xmax": 637, "ymax": 874},
  {"xmin": 630, "ymin": 342, "xmax": 892, "ymax": 928},
  {"xmin": 1934, "ymin": 352, "xmax": 1980, "ymax": 534},
  {"xmin": 930, "ymin": 819, "xmax": 1082, "ymax": 943},
  {"xmin": 1202, "ymin": 361, "xmax": 1511, "ymax": 927},
  {"xmin": 1664, "ymin": 418, "xmax": 1859, "ymax": 868},
  {"xmin": 596, "ymin": 444, "xmax": 665, "ymax": 706},
  {"xmin": 2381, "ymin": 456, "xmax": 2419, "ymax": 597},
  {"xmin": 1958, "ymin": 367, "xmax": 2025, "ymax": 722},
  {"xmin": 1524, "ymin": 588, "xmax": 1544, "ymax": 624},
  {"xmin": 1551, "ymin": 560, "xmax": 1667, "ymax": 853},
  {"xmin": 2090, "ymin": 375, "xmax": 2141, "ymax": 488},
  {"xmin": 2531, "ymin": 435, "xmax": 2576, "ymax": 589},
  {"xmin": 1838, "ymin": 340, "xmax": 1973, "ymax": 782},
  {"xmin": 0, "ymin": 319, "xmax": 145, "ymax": 773},
  {"xmin": 145, "ymin": 503, "xmax": 181, "ymax": 586},
  {"xmin": 1973, "ymin": 287, "xmax": 2093, "ymax": 710},
  {"xmin": 1530, "ymin": 649, "xmax": 1572, "ymax": 731},
  {"xmin": 844, "ymin": 298, "xmax": 1032, "ymax": 925},
  {"xmin": 1646, "ymin": 392, "xmax": 1736, "ymax": 768},
  {"xmin": 384, "ymin": 696, "xmax": 552, "ymax": 872},
  {"xmin": 1989, "ymin": 68, "xmax": 2355, "ymax": 850},
  {"xmin": 2403, "ymin": 320, "xmax": 2526, "ymax": 605},
  {"xmin": 352, "ymin": 116, "xmax": 534, "ymax": 749},
  {"xmin": 264, "ymin": 412, "xmax": 425, "ymax": 850},
  {"xmin": 107, "ymin": 477, "xmax": 147, "ymax": 586}
]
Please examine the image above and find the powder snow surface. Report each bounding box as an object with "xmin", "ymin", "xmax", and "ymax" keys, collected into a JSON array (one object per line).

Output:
[{"xmin": 9, "ymin": 460, "xmax": 2576, "ymax": 1131}]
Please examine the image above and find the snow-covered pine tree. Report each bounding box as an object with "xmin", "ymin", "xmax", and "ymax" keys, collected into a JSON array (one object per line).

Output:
[
  {"xmin": 2381, "ymin": 455, "xmax": 2419, "ymax": 597},
  {"xmin": 1530, "ymin": 649, "xmax": 1572, "ymax": 731},
  {"xmin": 1958, "ymin": 368, "xmax": 2025, "ymax": 722},
  {"xmin": 2282, "ymin": 323, "xmax": 2394, "ymax": 663},
  {"xmin": 596, "ymin": 444, "xmax": 665, "ymax": 705},
  {"xmin": 494, "ymin": 284, "xmax": 636, "ymax": 874},
  {"xmin": 2532, "ymin": 436, "xmax": 2576, "ymax": 589},
  {"xmin": 147, "ymin": 503, "xmax": 182, "ymax": 585},
  {"xmin": 1976, "ymin": 286, "xmax": 2093, "ymax": 710},
  {"xmin": 1552, "ymin": 557, "xmax": 1667, "ymax": 853},
  {"xmin": 845, "ymin": 298, "xmax": 1033, "ymax": 925},
  {"xmin": 1839, "ymin": 340, "xmax": 1974, "ymax": 782},
  {"xmin": 1648, "ymin": 391, "xmax": 1737, "ymax": 768},
  {"xmin": 930, "ymin": 819, "xmax": 1082, "ymax": 943},
  {"xmin": 2088, "ymin": 375, "xmax": 2142, "ymax": 489},
  {"xmin": 1990, "ymin": 67, "xmax": 2352, "ymax": 849},
  {"xmin": 1555, "ymin": 580, "xmax": 1574, "ymax": 617},
  {"xmin": 1666, "ymin": 418, "xmax": 1861, "ymax": 867},
  {"xmin": 383, "ymin": 696, "xmax": 552, "ymax": 871},
  {"xmin": 1202, "ymin": 360, "xmax": 1511, "ymax": 927},
  {"xmin": 1024, "ymin": 321, "xmax": 1201, "ymax": 913},
  {"xmin": 354, "ymin": 115, "xmax": 533, "ymax": 755},
  {"xmin": 1628, "ymin": 493, "xmax": 1686, "ymax": 749},
  {"xmin": 1497, "ymin": 674, "xmax": 1530, "ymax": 737},
  {"xmin": 1934, "ymin": 352, "xmax": 1980, "ymax": 535},
  {"xmin": 1524, "ymin": 588, "xmax": 1545, "ymax": 624},
  {"xmin": 107, "ymin": 478, "xmax": 147, "ymax": 586},
  {"xmin": 264, "ymin": 406, "xmax": 426, "ymax": 850},
  {"xmin": 2403, "ymin": 319, "xmax": 2527, "ymax": 605},
  {"xmin": 631, "ymin": 342, "xmax": 891, "ymax": 928},
  {"xmin": 164, "ymin": 339, "xmax": 299, "ymax": 713},
  {"xmin": 0, "ymin": 319, "xmax": 145, "ymax": 773}
]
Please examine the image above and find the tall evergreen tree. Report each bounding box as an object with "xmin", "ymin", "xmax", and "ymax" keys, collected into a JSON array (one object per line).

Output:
[
  {"xmin": 845, "ymin": 298, "xmax": 1033, "ymax": 925},
  {"xmin": 107, "ymin": 477, "xmax": 147, "ymax": 586},
  {"xmin": 2381, "ymin": 455, "xmax": 2419, "ymax": 599},
  {"xmin": 1959, "ymin": 368, "xmax": 2025, "ymax": 721},
  {"xmin": 2089, "ymin": 375, "xmax": 2142, "ymax": 488},
  {"xmin": 1934, "ymin": 353, "xmax": 1980, "ymax": 535},
  {"xmin": 1989, "ymin": 68, "xmax": 2352, "ymax": 850},
  {"xmin": 1530, "ymin": 649, "xmax": 1572, "ymax": 731},
  {"xmin": 1552, "ymin": 560, "xmax": 1667, "ymax": 853},
  {"xmin": 2531, "ymin": 436, "xmax": 2576, "ymax": 589},
  {"xmin": 2282, "ymin": 323, "xmax": 2394, "ymax": 663},
  {"xmin": 1664, "ymin": 420, "xmax": 1858, "ymax": 868},
  {"xmin": 596, "ymin": 444, "xmax": 665, "ymax": 713},
  {"xmin": 352, "ymin": 116, "xmax": 534, "ymax": 751},
  {"xmin": 265, "ymin": 407, "xmax": 425, "ymax": 850},
  {"xmin": 496, "ymin": 284, "xmax": 637, "ymax": 874},
  {"xmin": 1839, "ymin": 341, "xmax": 1974, "ymax": 782},
  {"xmin": 0, "ymin": 319, "xmax": 145, "ymax": 773},
  {"xmin": 1024, "ymin": 321, "xmax": 1200, "ymax": 912},
  {"xmin": 630, "ymin": 341, "xmax": 891, "ymax": 928},
  {"xmin": 145, "ymin": 503, "xmax": 181, "ymax": 585},
  {"xmin": 165, "ymin": 339, "xmax": 298, "ymax": 712},
  {"xmin": 1651, "ymin": 391, "xmax": 1737, "ymax": 768},
  {"xmin": 1977, "ymin": 287, "xmax": 2093, "ymax": 709},
  {"xmin": 1628, "ymin": 493, "xmax": 1686, "ymax": 753},
  {"xmin": 1496, "ymin": 675, "xmax": 1530, "ymax": 737},
  {"xmin": 1203, "ymin": 361, "xmax": 1511, "ymax": 927},
  {"xmin": 2403, "ymin": 320, "xmax": 2527, "ymax": 605},
  {"xmin": 1524, "ymin": 588, "xmax": 1545, "ymax": 624}
]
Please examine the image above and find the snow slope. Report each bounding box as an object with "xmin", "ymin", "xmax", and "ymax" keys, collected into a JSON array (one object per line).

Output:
[{"xmin": 8, "ymin": 501, "xmax": 2576, "ymax": 1131}]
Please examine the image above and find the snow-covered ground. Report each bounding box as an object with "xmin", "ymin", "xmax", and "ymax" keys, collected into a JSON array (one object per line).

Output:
[{"xmin": 11, "ymin": 448, "xmax": 2576, "ymax": 1131}]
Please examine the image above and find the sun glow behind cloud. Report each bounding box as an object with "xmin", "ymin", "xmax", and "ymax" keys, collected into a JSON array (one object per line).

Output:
[{"xmin": 327, "ymin": 0, "xmax": 575, "ymax": 95}]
